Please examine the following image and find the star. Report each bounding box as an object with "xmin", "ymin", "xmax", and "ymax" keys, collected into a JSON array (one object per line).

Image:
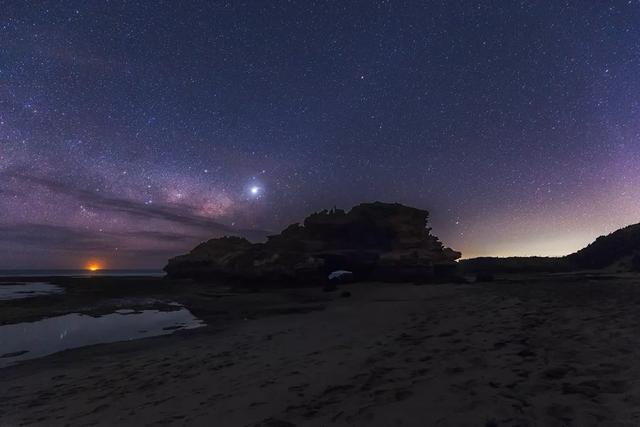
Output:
[{"xmin": 2, "ymin": 1, "xmax": 640, "ymax": 268}]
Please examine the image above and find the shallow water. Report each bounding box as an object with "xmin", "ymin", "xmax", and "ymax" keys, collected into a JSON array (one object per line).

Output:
[
  {"xmin": 0, "ymin": 282, "xmax": 65, "ymax": 300},
  {"xmin": 0, "ymin": 306, "xmax": 205, "ymax": 367}
]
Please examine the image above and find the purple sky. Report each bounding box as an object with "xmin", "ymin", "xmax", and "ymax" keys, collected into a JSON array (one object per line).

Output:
[{"xmin": 2, "ymin": 1, "xmax": 640, "ymax": 269}]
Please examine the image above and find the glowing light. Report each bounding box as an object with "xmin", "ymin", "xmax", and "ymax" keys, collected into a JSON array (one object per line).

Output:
[
  {"xmin": 245, "ymin": 180, "xmax": 264, "ymax": 199},
  {"xmin": 86, "ymin": 262, "xmax": 102, "ymax": 272}
]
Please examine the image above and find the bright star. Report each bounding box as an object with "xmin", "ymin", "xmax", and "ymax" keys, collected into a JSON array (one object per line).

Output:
[{"xmin": 245, "ymin": 182, "xmax": 264, "ymax": 199}]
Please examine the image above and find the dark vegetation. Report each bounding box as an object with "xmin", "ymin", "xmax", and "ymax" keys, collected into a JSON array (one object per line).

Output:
[
  {"xmin": 460, "ymin": 257, "xmax": 568, "ymax": 275},
  {"xmin": 461, "ymin": 223, "xmax": 640, "ymax": 275},
  {"xmin": 565, "ymin": 223, "xmax": 640, "ymax": 270}
]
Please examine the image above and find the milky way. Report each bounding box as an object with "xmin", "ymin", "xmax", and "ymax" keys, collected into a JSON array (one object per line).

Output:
[{"xmin": 2, "ymin": 1, "xmax": 640, "ymax": 269}]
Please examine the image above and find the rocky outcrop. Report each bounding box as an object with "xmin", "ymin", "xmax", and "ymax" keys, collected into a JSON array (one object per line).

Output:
[
  {"xmin": 164, "ymin": 202, "xmax": 461, "ymax": 285},
  {"xmin": 163, "ymin": 236, "xmax": 253, "ymax": 279}
]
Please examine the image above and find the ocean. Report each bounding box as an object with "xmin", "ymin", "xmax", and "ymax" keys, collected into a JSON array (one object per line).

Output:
[{"xmin": 0, "ymin": 269, "xmax": 164, "ymax": 277}]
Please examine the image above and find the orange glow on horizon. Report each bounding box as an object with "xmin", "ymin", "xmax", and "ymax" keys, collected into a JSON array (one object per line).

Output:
[{"xmin": 85, "ymin": 261, "xmax": 103, "ymax": 272}]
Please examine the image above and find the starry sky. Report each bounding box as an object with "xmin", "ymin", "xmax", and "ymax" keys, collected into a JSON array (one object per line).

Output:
[{"xmin": 2, "ymin": 1, "xmax": 640, "ymax": 269}]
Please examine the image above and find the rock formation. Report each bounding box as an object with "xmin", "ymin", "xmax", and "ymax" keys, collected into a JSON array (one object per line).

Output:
[{"xmin": 164, "ymin": 202, "xmax": 461, "ymax": 285}]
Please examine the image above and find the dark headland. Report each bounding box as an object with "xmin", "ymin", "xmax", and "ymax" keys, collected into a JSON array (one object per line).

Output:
[
  {"xmin": 3, "ymin": 203, "xmax": 640, "ymax": 426},
  {"xmin": 165, "ymin": 201, "xmax": 640, "ymax": 284},
  {"xmin": 164, "ymin": 202, "xmax": 462, "ymax": 285}
]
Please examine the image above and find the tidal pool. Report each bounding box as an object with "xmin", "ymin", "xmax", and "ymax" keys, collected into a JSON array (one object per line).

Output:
[
  {"xmin": 0, "ymin": 282, "xmax": 65, "ymax": 301},
  {"xmin": 0, "ymin": 306, "xmax": 205, "ymax": 367}
]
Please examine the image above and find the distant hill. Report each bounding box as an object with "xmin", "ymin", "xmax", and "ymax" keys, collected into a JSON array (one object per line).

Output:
[
  {"xmin": 459, "ymin": 256, "xmax": 567, "ymax": 274},
  {"xmin": 461, "ymin": 223, "xmax": 640, "ymax": 274},
  {"xmin": 565, "ymin": 223, "xmax": 640, "ymax": 271}
]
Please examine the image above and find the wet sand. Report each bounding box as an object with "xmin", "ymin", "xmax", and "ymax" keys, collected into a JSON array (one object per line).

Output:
[{"xmin": 3, "ymin": 274, "xmax": 640, "ymax": 426}]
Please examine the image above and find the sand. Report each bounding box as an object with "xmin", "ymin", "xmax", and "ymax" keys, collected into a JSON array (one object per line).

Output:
[{"xmin": 3, "ymin": 274, "xmax": 640, "ymax": 426}]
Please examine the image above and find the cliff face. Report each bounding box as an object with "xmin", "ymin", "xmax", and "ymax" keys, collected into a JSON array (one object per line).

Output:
[{"xmin": 164, "ymin": 202, "xmax": 461, "ymax": 284}]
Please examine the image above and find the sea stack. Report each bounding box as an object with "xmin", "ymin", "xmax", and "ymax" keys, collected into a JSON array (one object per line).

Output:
[{"xmin": 164, "ymin": 202, "xmax": 461, "ymax": 285}]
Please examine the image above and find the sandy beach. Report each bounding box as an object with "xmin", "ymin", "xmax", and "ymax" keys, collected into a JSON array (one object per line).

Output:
[{"xmin": 2, "ymin": 274, "xmax": 640, "ymax": 426}]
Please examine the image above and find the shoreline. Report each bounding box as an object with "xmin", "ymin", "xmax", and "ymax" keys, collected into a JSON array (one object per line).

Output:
[{"xmin": 3, "ymin": 275, "xmax": 640, "ymax": 426}]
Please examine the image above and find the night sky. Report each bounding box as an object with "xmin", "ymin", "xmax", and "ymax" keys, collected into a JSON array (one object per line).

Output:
[{"xmin": 2, "ymin": 1, "xmax": 640, "ymax": 269}]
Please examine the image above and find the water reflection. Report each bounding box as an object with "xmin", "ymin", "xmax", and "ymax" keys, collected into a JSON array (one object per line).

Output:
[
  {"xmin": 0, "ymin": 306, "xmax": 205, "ymax": 367},
  {"xmin": 0, "ymin": 282, "xmax": 64, "ymax": 300}
]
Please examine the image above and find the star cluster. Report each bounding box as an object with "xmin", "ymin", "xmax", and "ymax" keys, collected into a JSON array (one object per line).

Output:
[{"xmin": 2, "ymin": 1, "xmax": 640, "ymax": 268}]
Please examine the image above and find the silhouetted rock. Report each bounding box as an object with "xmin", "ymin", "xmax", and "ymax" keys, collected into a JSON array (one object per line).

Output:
[
  {"xmin": 164, "ymin": 202, "xmax": 461, "ymax": 285},
  {"xmin": 164, "ymin": 236, "xmax": 253, "ymax": 279}
]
